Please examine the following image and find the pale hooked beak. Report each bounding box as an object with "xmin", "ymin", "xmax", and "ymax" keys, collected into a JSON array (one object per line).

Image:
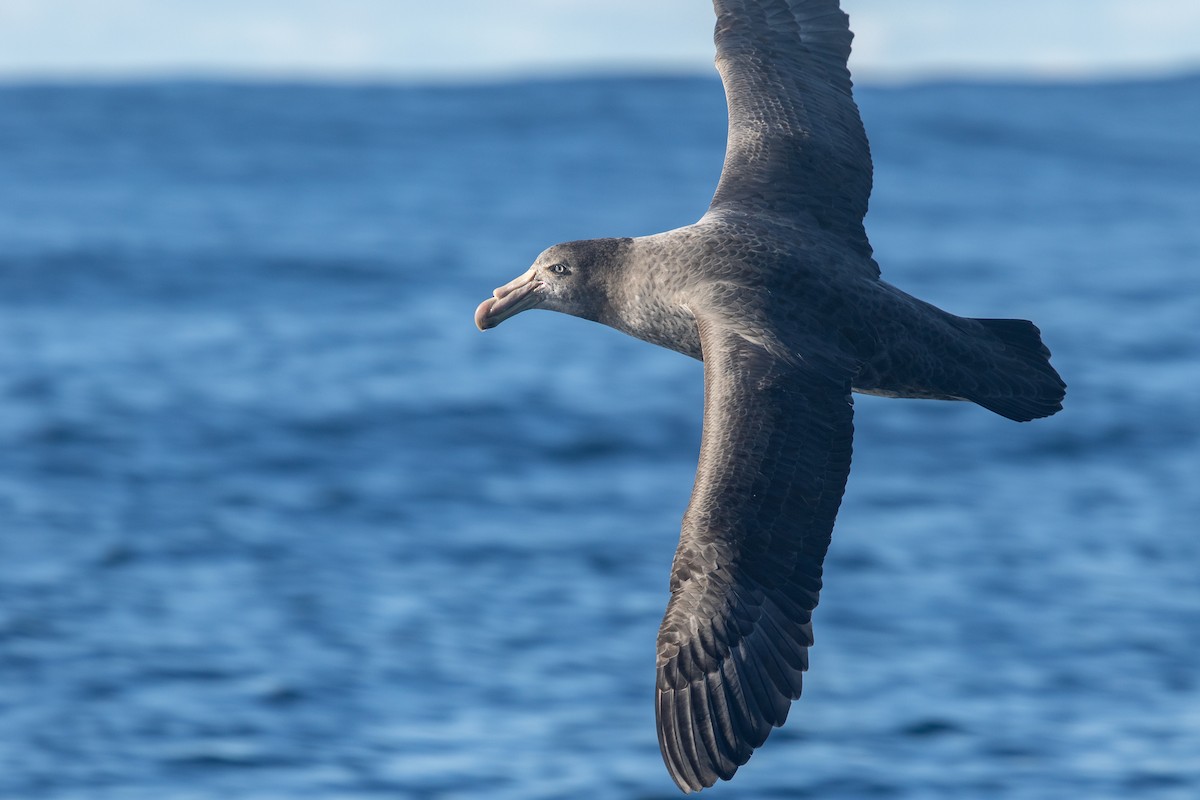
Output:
[{"xmin": 474, "ymin": 269, "xmax": 545, "ymax": 331}]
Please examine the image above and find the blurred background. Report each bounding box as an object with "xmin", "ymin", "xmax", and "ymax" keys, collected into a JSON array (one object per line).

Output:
[{"xmin": 1, "ymin": 2, "xmax": 1198, "ymax": 799}]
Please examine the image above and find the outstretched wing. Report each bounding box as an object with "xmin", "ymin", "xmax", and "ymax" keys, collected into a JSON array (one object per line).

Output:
[
  {"xmin": 708, "ymin": 0, "xmax": 874, "ymax": 260},
  {"xmin": 656, "ymin": 314, "xmax": 855, "ymax": 792}
]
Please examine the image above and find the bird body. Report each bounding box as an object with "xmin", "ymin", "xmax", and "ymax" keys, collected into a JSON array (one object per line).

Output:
[
  {"xmin": 517, "ymin": 219, "xmax": 1062, "ymax": 422},
  {"xmin": 474, "ymin": 0, "xmax": 1065, "ymax": 792}
]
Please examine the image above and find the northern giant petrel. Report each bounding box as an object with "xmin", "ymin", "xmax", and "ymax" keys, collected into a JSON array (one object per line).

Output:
[{"xmin": 474, "ymin": 0, "xmax": 1065, "ymax": 792}]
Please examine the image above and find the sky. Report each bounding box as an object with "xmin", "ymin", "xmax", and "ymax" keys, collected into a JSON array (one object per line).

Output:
[{"xmin": 1, "ymin": 0, "xmax": 1198, "ymax": 82}]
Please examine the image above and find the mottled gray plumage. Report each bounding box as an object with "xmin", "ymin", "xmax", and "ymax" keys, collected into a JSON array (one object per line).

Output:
[{"xmin": 474, "ymin": 0, "xmax": 1065, "ymax": 793}]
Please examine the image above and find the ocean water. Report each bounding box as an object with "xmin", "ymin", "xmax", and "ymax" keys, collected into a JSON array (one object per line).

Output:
[{"xmin": 0, "ymin": 74, "xmax": 1197, "ymax": 799}]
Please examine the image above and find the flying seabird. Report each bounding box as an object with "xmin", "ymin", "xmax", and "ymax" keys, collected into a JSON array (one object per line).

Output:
[{"xmin": 474, "ymin": 0, "xmax": 1065, "ymax": 792}]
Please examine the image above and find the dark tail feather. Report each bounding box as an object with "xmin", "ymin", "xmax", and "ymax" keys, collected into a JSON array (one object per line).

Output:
[{"xmin": 969, "ymin": 318, "xmax": 1066, "ymax": 422}]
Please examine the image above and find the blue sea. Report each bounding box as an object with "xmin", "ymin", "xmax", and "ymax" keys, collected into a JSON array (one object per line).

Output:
[{"xmin": 0, "ymin": 74, "xmax": 1198, "ymax": 799}]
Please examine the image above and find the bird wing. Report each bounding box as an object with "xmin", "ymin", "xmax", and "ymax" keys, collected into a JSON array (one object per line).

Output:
[
  {"xmin": 656, "ymin": 312, "xmax": 854, "ymax": 792},
  {"xmin": 707, "ymin": 0, "xmax": 875, "ymax": 262}
]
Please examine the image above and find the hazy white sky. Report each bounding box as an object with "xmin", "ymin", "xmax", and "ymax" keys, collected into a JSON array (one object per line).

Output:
[{"xmin": 1, "ymin": 0, "xmax": 1198, "ymax": 81}]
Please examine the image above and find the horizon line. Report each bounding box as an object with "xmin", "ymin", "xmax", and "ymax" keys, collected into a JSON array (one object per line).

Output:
[{"xmin": 0, "ymin": 61, "xmax": 1197, "ymax": 89}]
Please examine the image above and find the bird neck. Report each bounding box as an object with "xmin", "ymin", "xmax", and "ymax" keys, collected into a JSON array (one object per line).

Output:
[{"xmin": 606, "ymin": 235, "xmax": 703, "ymax": 360}]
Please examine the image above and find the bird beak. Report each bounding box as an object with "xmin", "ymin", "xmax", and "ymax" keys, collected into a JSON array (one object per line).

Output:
[{"xmin": 474, "ymin": 269, "xmax": 545, "ymax": 330}]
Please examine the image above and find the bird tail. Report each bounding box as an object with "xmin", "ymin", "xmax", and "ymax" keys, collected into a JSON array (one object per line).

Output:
[{"xmin": 965, "ymin": 318, "xmax": 1066, "ymax": 422}]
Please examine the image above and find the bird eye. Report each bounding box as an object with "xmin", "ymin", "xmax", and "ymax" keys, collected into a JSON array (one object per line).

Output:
[{"xmin": 549, "ymin": 263, "xmax": 570, "ymax": 276}]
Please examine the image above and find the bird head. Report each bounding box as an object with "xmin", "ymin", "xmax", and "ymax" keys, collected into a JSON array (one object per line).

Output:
[{"xmin": 474, "ymin": 238, "xmax": 630, "ymax": 331}]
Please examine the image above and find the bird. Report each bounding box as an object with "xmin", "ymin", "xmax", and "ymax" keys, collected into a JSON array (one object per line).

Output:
[{"xmin": 474, "ymin": 0, "xmax": 1065, "ymax": 793}]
